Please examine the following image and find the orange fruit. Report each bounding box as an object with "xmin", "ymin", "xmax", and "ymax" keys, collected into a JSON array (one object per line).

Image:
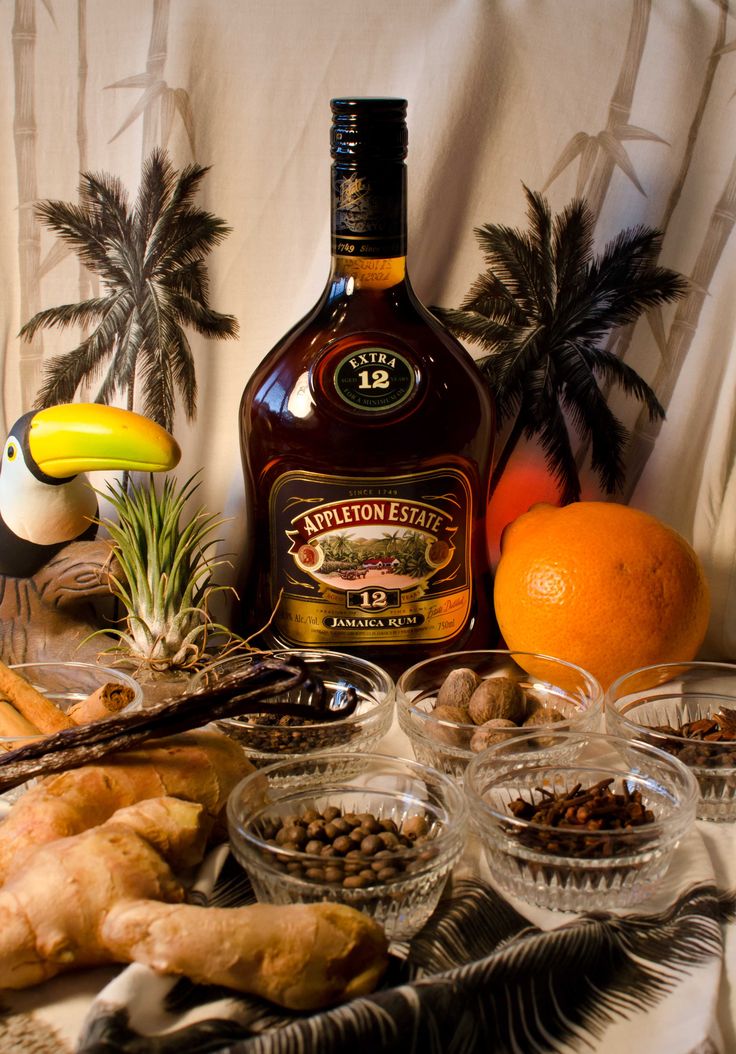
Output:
[{"xmin": 493, "ymin": 501, "xmax": 711, "ymax": 690}]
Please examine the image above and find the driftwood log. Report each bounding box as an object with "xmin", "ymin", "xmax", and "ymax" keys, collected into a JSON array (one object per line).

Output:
[{"xmin": 0, "ymin": 540, "xmax": 119, "ymax": 666}]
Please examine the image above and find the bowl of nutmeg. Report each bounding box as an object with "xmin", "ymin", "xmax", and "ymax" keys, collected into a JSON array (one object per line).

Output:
[{"xmin": 396, "ymin": 650, "xmax": 603, "ymax": 779}]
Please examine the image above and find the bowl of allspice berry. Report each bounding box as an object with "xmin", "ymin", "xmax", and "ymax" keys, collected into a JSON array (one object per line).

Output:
[
  {"xmin": 464, "ymin": 729, "xmax": 698, "ymax": 911},
  {"xmin": 396, "ymin": 650, "xmax": 604, "ymax": 780},
  {"xmin": 606, "ymin": 661, "xmax": 736, "ymax": 822},
  {"xmin": 227, "ymin": 751, "xmax": 466, "ymax": 941}
]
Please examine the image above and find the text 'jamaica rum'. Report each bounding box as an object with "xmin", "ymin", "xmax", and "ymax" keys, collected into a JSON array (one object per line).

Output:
[{"xmin": 238, "ymin": 98, "xmax": 497, "ymax": 673}]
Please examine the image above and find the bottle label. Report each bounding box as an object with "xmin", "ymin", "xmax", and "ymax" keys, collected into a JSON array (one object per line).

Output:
[
  {"xmin": 332, "ymin": 346, "xmax": 415, "ymax": 413},
  {"xmin": 267, "ymin": 468, "xmax": 474, "ymax": 647},
  {"xmin": 331, "ymin": 166, "xmax": 406, "ymax": 258}
]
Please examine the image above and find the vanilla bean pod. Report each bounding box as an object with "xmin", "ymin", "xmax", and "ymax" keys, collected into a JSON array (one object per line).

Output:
[{"xmin": 0, "ymin": 655, "xmax": 354, "ymax": 792}]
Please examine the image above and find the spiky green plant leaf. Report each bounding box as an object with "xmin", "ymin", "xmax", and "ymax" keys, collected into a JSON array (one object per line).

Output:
[{"xmin": 94, "ymin": 472, "xmax": 236, "ymax": 670}]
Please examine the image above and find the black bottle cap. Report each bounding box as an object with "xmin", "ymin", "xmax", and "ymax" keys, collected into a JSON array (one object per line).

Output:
[{"xmin": 330, "ymin": 98, "xmax": 408, "ymax": 161}]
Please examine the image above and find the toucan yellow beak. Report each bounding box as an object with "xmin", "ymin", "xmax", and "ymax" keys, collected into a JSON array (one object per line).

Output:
[{"xmin": 27, "ymin": 404, "xmax": 181, "ymax": 478}]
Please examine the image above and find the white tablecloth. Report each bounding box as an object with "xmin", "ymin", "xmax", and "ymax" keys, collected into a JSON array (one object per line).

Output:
[{"xmin": 0, "ymin": 722, "xmax": 734, "ymax": 1053}]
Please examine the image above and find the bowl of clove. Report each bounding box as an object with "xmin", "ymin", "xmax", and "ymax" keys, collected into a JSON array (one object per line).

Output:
[
  {"xmin": 189, "ymin": 650, "xmax": 394, "ymax": 772},
  {"xmin": 463, "ymin": 729, "xmax": 698, "ymax": 912},
  {"xmin": 396, "ymin": 650, "xmax": 603, "ymax": 780},
  {"xmin": 606, "ymin": 661, "xmax": 736, "ymax": 822}
]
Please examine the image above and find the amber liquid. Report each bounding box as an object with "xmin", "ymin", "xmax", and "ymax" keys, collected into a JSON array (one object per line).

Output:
[{"xmin": 238, "ymin": 250, "xmax": 498, "ymax": 676}]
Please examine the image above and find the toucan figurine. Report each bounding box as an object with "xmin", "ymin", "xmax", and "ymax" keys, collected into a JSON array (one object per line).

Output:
[{"xmin": 0, "ymin": 403, "xmax": 181, "ymax": 578}]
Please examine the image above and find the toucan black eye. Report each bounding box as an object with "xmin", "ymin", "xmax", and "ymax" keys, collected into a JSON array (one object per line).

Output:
[{"xmin": 5, "ymin": 443, "xmax": 16, "ymax": 462}]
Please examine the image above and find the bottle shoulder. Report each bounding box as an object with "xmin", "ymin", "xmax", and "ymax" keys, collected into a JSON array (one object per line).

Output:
[{"xmin": 243, "ymin": 278, "xmax": 490, "ymax": 402}]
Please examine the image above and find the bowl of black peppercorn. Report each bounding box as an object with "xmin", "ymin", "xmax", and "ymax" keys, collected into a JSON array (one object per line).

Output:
[{"xmin": 190, "ymin": 649, "xmax": 395, "ymax": 772}]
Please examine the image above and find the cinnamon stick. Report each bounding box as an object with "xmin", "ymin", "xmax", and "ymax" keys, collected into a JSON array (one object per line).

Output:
[
  {"xmin": 0, "ymin": 662, "xmax": 74, "ymax": 734},
  {"xmin": 67, "ymin": 682, "xmax": 136, "ymax": 725},
  {"xmin": 0, "ymin": 700, "xmax": 41, "ymax": 746}
]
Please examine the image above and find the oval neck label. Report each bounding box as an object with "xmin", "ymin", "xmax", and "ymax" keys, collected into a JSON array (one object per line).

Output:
[{"xmin": 333, "ymin": 346, "xmax": 415, "ymax": 413}]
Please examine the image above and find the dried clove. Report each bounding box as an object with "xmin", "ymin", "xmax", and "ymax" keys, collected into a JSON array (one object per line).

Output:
[{"xmin": 506, "ymin": 777, "xmax": 656, "ymax": 859}]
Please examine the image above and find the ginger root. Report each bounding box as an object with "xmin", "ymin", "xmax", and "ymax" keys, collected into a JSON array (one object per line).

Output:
[
  {"xmin": 101, "ymin": 899, "xmax": 389, "ymax": 1010},
  {"xmin": 0, "ymin": 796, "xmax": 209, "ymax": 990},
  {"xmin": 0, "ymin": 729, "xmax": 251, "ymax": 882},
  {"xmin": 0, "ymin": 793, "xmax": 388, "ymax": 1009}
]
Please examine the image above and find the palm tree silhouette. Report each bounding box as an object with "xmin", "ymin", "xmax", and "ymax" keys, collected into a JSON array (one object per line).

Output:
[
  {"xmin": 433, "ymin": 186, "xmax": 687, "ymax": 504},
  {"xmin": 20, "ymin": 148, "xmax": 238, "ymax": 433}
]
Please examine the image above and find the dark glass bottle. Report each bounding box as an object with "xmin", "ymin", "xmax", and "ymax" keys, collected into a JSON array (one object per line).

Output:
[{"xmin": 238, "ymin": 98, "xmax": 496, "ymax": 675}]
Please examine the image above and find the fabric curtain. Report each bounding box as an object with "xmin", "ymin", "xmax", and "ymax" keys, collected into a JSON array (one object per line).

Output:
[{"xmin": 0, "ymin": 0, "xmax": 734, "ymax": 655}]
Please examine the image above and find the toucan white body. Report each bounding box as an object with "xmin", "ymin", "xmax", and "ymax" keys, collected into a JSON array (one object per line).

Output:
[{"xmin": 0, "ymin": 404, "xmax": 181, "ymax": 578}]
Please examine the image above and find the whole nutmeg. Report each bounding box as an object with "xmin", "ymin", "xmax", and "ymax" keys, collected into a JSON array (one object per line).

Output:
[
  {"xmin": 522, "ymin": 706, "xmax": 567, "ymax": 727},
  {"xmin": 429, "ymin": 704, "xmax": 471, "ymax": 747},
  {"xmin": 468, "ymin": 676, "xmax": 526, "ymax": 725},
  {"xmin": 521, "ymin": 691, "xmax": 545, "ymax": 721},
  {"xmin": 435, "ymin": 667, "xmax": 480, "ymax": 714},
  {"xmin": 470, "ymin": 719, "xmax": 518, "ymax": 753}
]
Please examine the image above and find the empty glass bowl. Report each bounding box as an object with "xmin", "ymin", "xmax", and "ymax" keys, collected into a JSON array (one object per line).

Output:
[
  {"xmin": 397, "ymin": 650, "xmax": 603, "ymax": 780},
  {"xmin": 606, "ymin": 661, "xmax": 736, "ymax": 822},
  {"xmin": 189, "ymin": 649, "xmax": 394, "ymax": 771},
  {"xmin": 464, "ymin": 729, "xmax": 698, "ymax": 912},
  {"xmin": 227, "ymin": 751, "xmax": 467, "ymax": 941}
]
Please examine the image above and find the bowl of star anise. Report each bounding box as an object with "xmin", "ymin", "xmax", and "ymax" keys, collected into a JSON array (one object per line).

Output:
[{"xmin": 606, "ymin": 661, "xmax": 736, "ymax": 822}]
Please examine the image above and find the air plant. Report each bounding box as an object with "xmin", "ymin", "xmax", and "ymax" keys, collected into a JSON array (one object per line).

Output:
[{"xmin": 95, "ymin": 472, "xmax": 236, "ymax": 671}]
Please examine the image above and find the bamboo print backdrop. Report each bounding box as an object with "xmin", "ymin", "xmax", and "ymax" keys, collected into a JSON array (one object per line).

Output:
[{"xmin": 0, "ymin": 0, "xmax": 734, "ymax": 657}]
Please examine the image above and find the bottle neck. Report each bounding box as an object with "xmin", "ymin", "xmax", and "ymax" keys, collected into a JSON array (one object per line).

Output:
[{"xmin": 330, "ymin": 160, "xmax": 407, "ymax": 290}]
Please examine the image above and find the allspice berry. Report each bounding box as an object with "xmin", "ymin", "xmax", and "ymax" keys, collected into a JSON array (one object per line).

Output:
[
  {"xmin": 435, "ymin": 667, "xmax": 480, "ymax": 714},
  {"xmin": 468, "ymin": 676, "xmax": 526, "ymax": 725},
  {"xmin": 470, "ymin": 718, "xmax": 518, "ymax": 752}
]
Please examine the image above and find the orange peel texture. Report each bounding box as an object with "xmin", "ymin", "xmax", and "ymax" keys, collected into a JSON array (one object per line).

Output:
[{"xmin": 493, "ymin": 502, "xmax": 711, "ymax": 690}]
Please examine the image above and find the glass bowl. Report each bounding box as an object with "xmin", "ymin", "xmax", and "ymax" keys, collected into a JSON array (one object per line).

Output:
[
  {"xmin": 2, "ymin": 661, "xmax": 142, "ymax": 737},
  {"xmin": 397, "ymin": 650, "xmax": 603, "ymax": 780},
  {"xmin": 606, "ymin": 661, "xmax": 736, "ymax": 822},
  {"xmin": 189, "ymin": 649, "xmax": 394, "ymax": 771},
  {"xmin": 464, "ymin": 729, "xmax": 698, "ymax": 912},
  {"xmin": 0, "ymin": 661, "xmax": 143, "ymax": 801},
  {"xmin": 227, "ymin": 751, "xmax": 467, "ymax": 941}
]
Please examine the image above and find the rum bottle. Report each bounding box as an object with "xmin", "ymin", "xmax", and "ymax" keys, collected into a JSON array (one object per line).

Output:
[{"xmin": 238, "ymin": 98, "xmax": 496, "ymax": 673}]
